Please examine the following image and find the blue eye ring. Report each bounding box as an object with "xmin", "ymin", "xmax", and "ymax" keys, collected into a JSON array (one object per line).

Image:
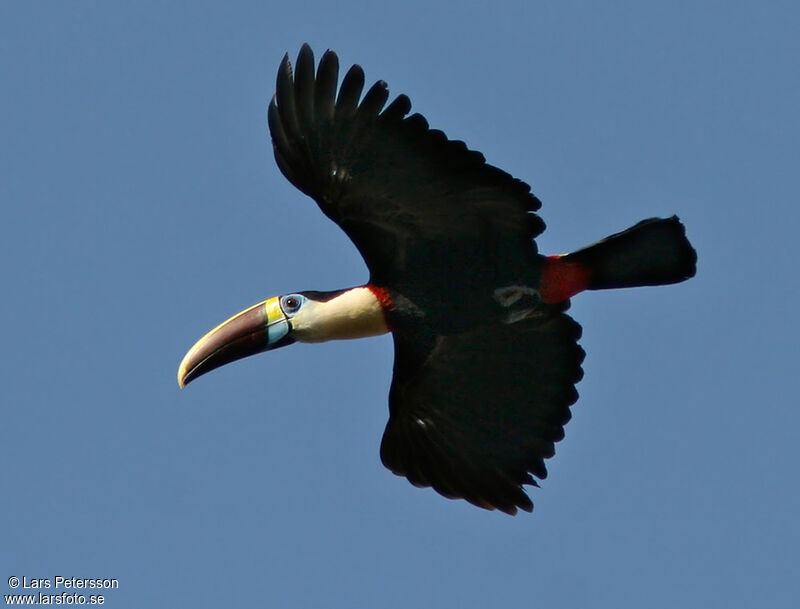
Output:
[{"xmin": 280, "ymin": 294, "xmax": 305, "ymax": 316}]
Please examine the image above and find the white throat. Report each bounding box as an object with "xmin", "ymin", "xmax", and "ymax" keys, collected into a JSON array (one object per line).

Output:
[{"xmin": 291, "ymin": 287, "xmax": 389, "ymax": 343}]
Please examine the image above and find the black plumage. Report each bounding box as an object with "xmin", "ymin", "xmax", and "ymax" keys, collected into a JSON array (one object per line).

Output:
[{"xmin": 268, "ymin": 45, "xmax": 584, "ymax": 513}]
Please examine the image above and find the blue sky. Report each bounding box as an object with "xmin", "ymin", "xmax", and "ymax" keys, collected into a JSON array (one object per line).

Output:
[{"xmin": 2, "ymin": 2, "xmax": 798, "ymax": 607}]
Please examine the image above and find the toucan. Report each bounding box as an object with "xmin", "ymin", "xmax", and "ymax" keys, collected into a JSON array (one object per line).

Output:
[{"xmin": 178, "ymin": 45, "xmax": 697, "ymax": 514}]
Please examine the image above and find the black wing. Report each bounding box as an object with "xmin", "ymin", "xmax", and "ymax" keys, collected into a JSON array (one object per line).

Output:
[
  {"xmin": 267, "ymin": 45, "xmax": 543, "ymax": 295},
  {"xmin": 380, "ymin": 308, "xmax": 585, "ymax": 514}
]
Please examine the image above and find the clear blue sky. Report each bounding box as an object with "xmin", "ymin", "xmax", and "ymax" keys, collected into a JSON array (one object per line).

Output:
[{"xmin": 2, "ymin": 2, "xmax": 798, "ymax": 607}]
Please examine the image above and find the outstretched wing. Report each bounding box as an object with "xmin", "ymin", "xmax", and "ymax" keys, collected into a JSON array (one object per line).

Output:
[
  {"xmin": 380, "ymin": 308, "xmax": 585, "ymax": 514},
  {"xmin": 267, "ymin": 44, "xmax": 543, "ymax": 294}
]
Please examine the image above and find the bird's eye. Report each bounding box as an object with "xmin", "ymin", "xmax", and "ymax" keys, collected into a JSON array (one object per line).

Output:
[{"xmin": 280, "ymin": 294, "xmax": 305, "ymax": 315}]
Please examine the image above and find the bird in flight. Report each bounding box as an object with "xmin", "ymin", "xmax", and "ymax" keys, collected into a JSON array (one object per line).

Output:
[{"xmin": 178, "ymin": 44, "xmax": 696, "ymax": 514}]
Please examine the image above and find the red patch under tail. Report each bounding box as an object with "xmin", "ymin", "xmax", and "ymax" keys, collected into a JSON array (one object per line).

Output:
[{"xmin": 539, "ymin": 256, "xmax": 592, "ymax": 304}]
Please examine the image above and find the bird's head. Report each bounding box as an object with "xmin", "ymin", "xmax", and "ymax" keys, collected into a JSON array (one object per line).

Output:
[{"xmin": 177, "ymin": 287, "xmax": 389, "ymax": 388}]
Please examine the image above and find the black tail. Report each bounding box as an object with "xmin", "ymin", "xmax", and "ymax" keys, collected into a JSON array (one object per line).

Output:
[{"xmin": 565, "ymin": 216, "xmax": 697, "ymax": 290}]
